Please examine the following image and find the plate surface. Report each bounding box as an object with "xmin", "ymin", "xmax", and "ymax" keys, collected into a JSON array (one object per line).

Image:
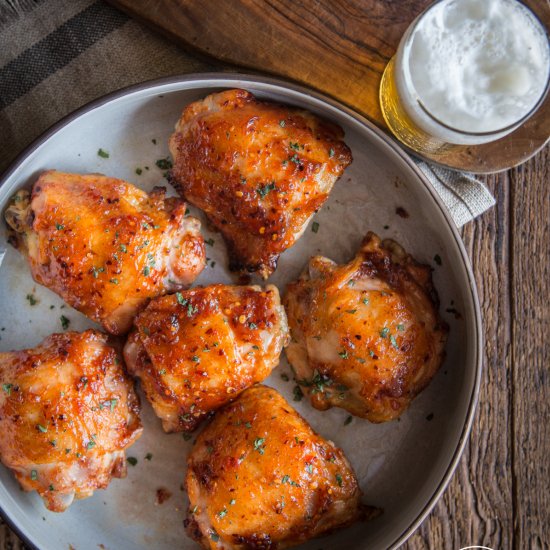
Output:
[{"xmin": 0, "ymin": 74, "xmax": 481, "ymax": 550}]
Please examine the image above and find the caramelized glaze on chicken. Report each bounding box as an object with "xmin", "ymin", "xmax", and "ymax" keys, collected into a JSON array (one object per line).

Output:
[
  {"xmin": 284, "ymin": 232, "xmax": 448, "ymax": 423},
  {"xmin": 169, "ymin": 89, "xmax": 352, "ymax": 278},
  {"xmin": 124, "ymin": 285, "xmax": 288, "ymax": 433},
  {"xmin": 4, "ymin": 171, "xmax": 205, "ymax": 334},
  {"xmin": 185, "ymin": 385, "xmax": 362, "ymax": 549},
  {"xmin": 0, "ymin": 330, "xmax": 142, "ymax": 512}
]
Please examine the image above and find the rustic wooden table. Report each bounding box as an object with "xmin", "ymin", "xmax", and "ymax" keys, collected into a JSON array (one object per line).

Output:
[{"xmin": 0, "ymin": 24, "xmax": 548, "ymax": 550}]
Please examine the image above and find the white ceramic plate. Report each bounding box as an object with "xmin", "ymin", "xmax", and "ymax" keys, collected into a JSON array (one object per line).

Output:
[{"xmin": 0, "ymin": 74, "xmax": 481, "ymax": 550}]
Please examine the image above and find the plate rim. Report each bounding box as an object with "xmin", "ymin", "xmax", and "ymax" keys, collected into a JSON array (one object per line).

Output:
[{"xmin": 0, "ymin": 72, "xmax": 483, "ymax": 550}]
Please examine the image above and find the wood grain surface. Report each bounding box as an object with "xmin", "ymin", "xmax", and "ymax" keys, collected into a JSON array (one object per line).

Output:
[{"xmin": 108, "ymin": 0, "xmax": 550, "ymax": 174}]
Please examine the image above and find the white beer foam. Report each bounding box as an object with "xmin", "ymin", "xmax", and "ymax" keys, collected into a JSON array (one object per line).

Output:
[{"xmin": 405, "ymin": 0, "xmax": 549, "ymax": 133}]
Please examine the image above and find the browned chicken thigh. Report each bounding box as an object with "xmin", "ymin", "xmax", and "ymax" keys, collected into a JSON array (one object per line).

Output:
[
  {"xmin": 284, "ymin": 232, "xmax": 448, "ymax": 423},
  {"xmin": 4, "ymin": 171, "xmax": 205, "ymax": 334},
  {"xmin": 169, "ymin": 89, "xmax": 352, "ymax": 278},
  {"xmin": 124, "ymin": 284, "xmax": 288, "ymax": 433},
  {"xmin": 185, "ymin": 385, "xmax": 362, "ymax": 549},
  {"xmin": 0, "ymin": 330, "xmax": 142, "ymax": 512}
]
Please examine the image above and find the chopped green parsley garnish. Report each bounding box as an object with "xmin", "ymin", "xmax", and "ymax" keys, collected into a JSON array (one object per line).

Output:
[
  {"xmin": 257, "ymin": 182, "xmax": 276, "ymax": 198},
  {"xmin": 97, "ymin": 148, "xmax": 109, "ymax": 158},
  {"xmin": 279, "ymin": 120, "xmax": 286, "ymax": 127},
  {"xmin": 135, "ymin": 168, "xmax": 142, "ymax": 175},
  {"xmin": 2, "ymin": 383, "xmax": 13, "ymax": 395},
  {"xmin": 288, "ymin": 153, "xmax": 301, "ymax": 165},
  {"xmin": 205, "ymin": 238, "xmax": 215, "ymax": 246},
  {"xmin": 30, "ymin": 470, "xmax": 38, "ymax": 481},
  {"xmin": 99, "ymin": 398, "xmax": 118, "ymax": 412},
  {"xmin": 338, "ymin": 350, "xmax": 349, "ymax": 359},
  {"xmin": 329, "ymin": 148, "xmax": 335, "ymax": 158},
  {"xmin": 143, "ymin": 266, "xmax": 151, "ymax": 276},
  {"xmin": 155, "ymin": 158, "xmax": 172, "ymax": 170},
  {"xmin": 344, "ymin": 415, "xmax": 353, "ymax": 426},
  {"xmin": 335, "ymin": 473, "xmax": 343, "ymax": 486},
  {"xmin": 26, "ymin": 294, "xmax": 37, "ymax": 306},
  {"xmin": 434, "ymin": 254, "xmax": 442, "ymax": 266},
  {"xmin": 379, "ymin": 327, "xmax": 390, "ymax": 338},
  {"xmin": 293, "ymin": 385, "xmax": 304, "ymax": 401},
  {"xmin": 312, "ymin": 221, "xmax": 319, "ymax": 233},
  {"xmin": 37, "ymin": 424, "xmax": 47, "ymax": 433},
  {"xmin": 91, "ymin": 266, "xmax": 105, "ymax": 278},
  {"xmin": 60, "ymin": 315, "xmax": 70, "ymax": 330},
  {"xmin": 253, "ymin": 437, "xmax": 266, "ymax": 454},
  {"xmin": 55, "ymin": 223, "xmax": 64, "ymax": 231},
  {"xmin": 127, "ymin": 457, "xmax": 138, "ymax": 466},
  {"xmin": 145, "ymin": 453, "xmax": 153, "ymax": 461}
]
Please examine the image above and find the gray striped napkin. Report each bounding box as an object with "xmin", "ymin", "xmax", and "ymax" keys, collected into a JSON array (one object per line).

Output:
[{"xmin": 0, "ymin": 0, "xmax": 495, "ymax": 228}]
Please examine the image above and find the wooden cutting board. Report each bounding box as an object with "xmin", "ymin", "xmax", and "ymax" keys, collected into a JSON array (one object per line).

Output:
[{"xmin": 109, "ymin": 0, "xmax": 550, "ymax": 173}]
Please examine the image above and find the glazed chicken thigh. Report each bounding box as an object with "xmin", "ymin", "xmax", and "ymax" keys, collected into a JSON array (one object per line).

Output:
[
  {"xmin": 185, "ymin": 385, "xmax": 362, "ymax": 549},
  {"xmin": 284, "ymin": 232, "xmax": 448, "ymax": 422},
  {"xmin": 4, "ymin": 171, "xmax": 205, "ymax": 334},
  {"xmin": 169, "ymin": 89, "xmax": 352, "ymax": 278},
  {"xmin": 0, "ymin": 330, "xmax": 142, "ymax": 512},
  {"xmin": 124, "ymin": 284, "xmax": 289, "ymax": 432}
]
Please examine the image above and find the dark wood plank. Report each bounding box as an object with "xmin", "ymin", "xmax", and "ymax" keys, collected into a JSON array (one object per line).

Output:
[
  {"xmin": 0, "ymin": 521, "xmax": 27, "ymax": 550},
  {"xmin": 509, "ymin": 146, "xmax": 550, "ymax": 549},
  {"xmin": 404, "ymin": 171, "xmax": 514, "ymax": 549},
  {"xmin": 108, "ymin": 0, "xmax": 550, "ymax": 173}
]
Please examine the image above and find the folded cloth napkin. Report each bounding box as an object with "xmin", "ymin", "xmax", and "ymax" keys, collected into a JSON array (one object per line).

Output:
[
  {"xmin": 0, "ymin": 0, "xmax": 495, "ymax": 228},
  {"xmin": 415, "ymin": 161, "xmax": 496, "ymax": 227}
]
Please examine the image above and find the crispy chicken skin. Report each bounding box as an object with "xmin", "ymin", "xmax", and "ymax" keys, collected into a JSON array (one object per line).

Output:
[
  {"xmin": 284, "ymin": 232, "xmax": 448, "ymax": 423},
  {"xmin": 4, "ymin": 171, "xmax": 206, "ymax": 334},
  {"xmin": 185, "ymin": 385, "xmax": 362, "ymax": 549},
  {"xmin": 124, "ymin": 284, "xmax": 289, "ymax": 433},
  {"xmin": 0, "ymin": 330, "xmax": 142, "ymax": 512},
  {"xmin": 169, "ymin": 89, "xmax": 352, "ymax": 278}
]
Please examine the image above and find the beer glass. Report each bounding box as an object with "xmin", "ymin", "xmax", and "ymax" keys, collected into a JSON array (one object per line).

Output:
[{"xmin": 380, "ymin": 0, "xmax": 550, "ymax": 154}]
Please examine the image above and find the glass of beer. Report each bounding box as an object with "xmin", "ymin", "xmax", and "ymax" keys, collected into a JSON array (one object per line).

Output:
[{"xmin": 380, "ymin": 0, "xmax": 550, "ymax": 154}]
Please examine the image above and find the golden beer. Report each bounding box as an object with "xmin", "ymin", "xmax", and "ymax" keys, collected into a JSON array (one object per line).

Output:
[{"xmin": 379, "ymin": 0, "xmax": 550, "ymax": 155}]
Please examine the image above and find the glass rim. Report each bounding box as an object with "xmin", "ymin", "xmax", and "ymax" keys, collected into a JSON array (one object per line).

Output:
[{"xmin": 400, "ymin": 0, "xmax": 550, "ymax": 137}]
